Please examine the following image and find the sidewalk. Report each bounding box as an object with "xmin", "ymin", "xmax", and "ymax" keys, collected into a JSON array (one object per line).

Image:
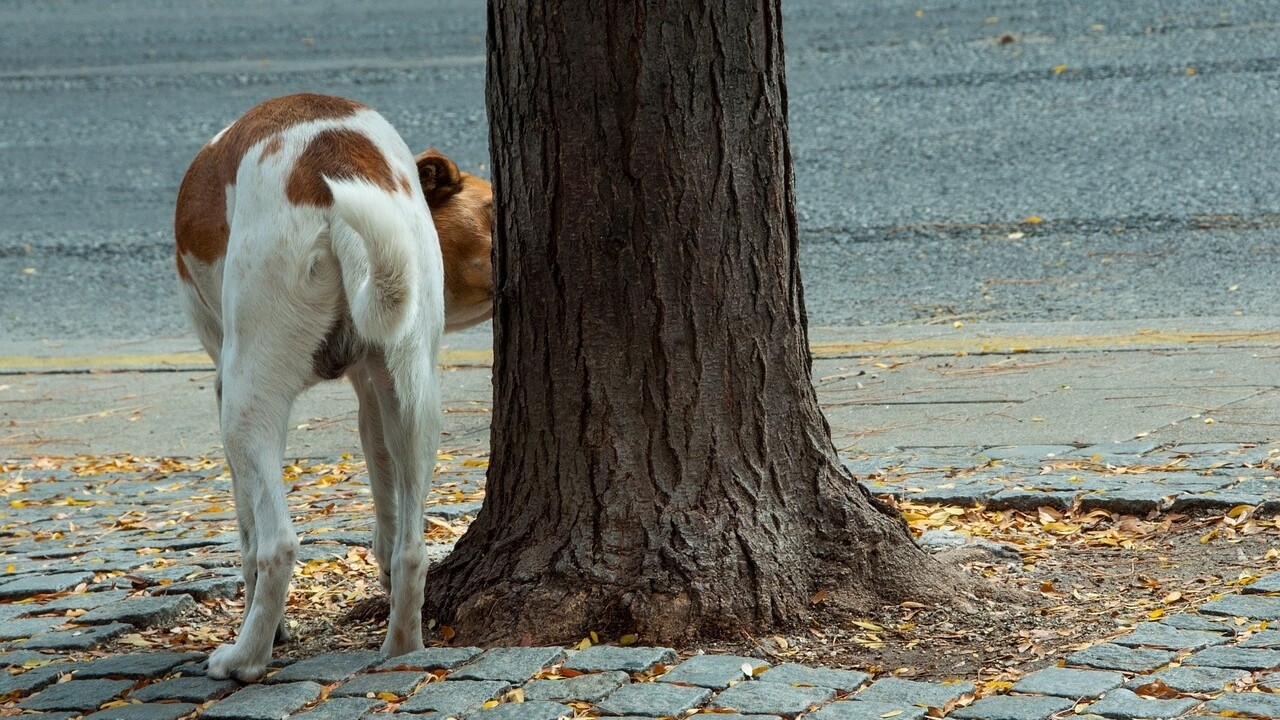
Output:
[{"xmin": 3, "ymin": 317, "xmax": 1280, "ymax": 719}]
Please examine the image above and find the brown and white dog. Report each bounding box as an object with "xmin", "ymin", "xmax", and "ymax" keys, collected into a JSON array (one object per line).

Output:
[{"xmin": 174, "ymin": 93, "xmax": 492, "ymax": 681}]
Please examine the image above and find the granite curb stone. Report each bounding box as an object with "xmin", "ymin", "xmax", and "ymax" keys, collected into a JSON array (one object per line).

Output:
[
  {"xmin": 332, "ymin": 670, "xmax": 429, "ymax": 698},
  {"xmin": 658, "ymin": 655, "xmax": 769, "ymax": 689},
  {"xmin": 948, "ymin": 694, "xmax": 1074, "ymax": 720},
  {"xmin": 596, "ymin": 681, "xmax": 712, "ymax": 717},
  {"xmin": 854, "ymin": 678, "xmax": 975, "ymax": 708},
  {"xmin": 202, "ymin": 681, "xmax": 326, "ymax": 720},
  {"xmin": 16, "ymin": 678, "xmax": 135, "ymax": 712},
  {"xmin": 709, "ymin": 680, "xmax": 836, "ymax": 717},
  {"xmin": 1183, "ymin": 645, "xmax": 1280, "ymax": 670},
  {"xmin": 379, "ymin": 646, "xmax": 483, "ymax": 670},
  {"xmin": 474, "ymin": 700, "xmax": 573, "ymax": 720},
  {"xmin": 398, "ymin": 679, "xmax": 512, "ymax": 715},
  {"xmin": 451, "ymin": 647, "xmax": 566, "ymax": 683},
  {"xmin": 1204, "ymin": 692, "xmax": 1280, "ymax": 718},
  {"xmin": 1125, "ymin": 666, "xmax": 1248, "ymax": 693},
  {"xmin": 291, "ymin": 697, "xmax": 385, "ymax": 720},
  {"xmin": 77, "ymin": 595, "xmax": 196, "ymax": 627},
  {"xmin": 80, "ymin": 703, "xmax": 199, "ymax": 720},
  {"xmin": 128, "ymin": 674, "xmax": 243, "ymax": 703},
  {"xmin": 1065, "ymin": 643, "xmax": 1176, "ymax": 673},
  {"xmin": 1083, "ymin": 688, "xmax": 1201, "ymax": 719},
  {"xmin": 1011, "ymin": 667, "xmax": 1123, "ymax": 699},
  {"xmin": 758, "ymin": 663, "xmax": 870, "ymax": 692},
  {"xmin": 806, "ymin": 701, "xmax": 927, "ymax": 720},
  {"xmin": 563, "ymin": 645, "xmax": 677, "ymax": 673},
  {"xmin": 268, "ymin": 650, "xmax": 384, "ymax": 684},
  {"xmin": 523, "ymin": 671, "xmax": 630, "ymax": 702}
]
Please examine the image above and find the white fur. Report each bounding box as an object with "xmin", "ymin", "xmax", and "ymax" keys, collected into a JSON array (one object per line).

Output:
[{"xmin": 180, "ymin": 107, "xmax": 443, "ymax": 682}]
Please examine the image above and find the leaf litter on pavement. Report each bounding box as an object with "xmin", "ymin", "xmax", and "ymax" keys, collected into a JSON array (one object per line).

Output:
[{"xmin": 4, "ymin": 452, "xmax": 1280, "ymax": 711}]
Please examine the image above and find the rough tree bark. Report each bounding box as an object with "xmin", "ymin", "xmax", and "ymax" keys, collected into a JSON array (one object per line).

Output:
[{"xmin": 421, "ymin": 0, "xmax": 975, "ymax": 643}]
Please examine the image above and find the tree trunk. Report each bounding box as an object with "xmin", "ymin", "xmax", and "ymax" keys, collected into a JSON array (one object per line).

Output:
[{"xmin": 422, "ymin": 0, "xmax": 972, "ymax": 644}]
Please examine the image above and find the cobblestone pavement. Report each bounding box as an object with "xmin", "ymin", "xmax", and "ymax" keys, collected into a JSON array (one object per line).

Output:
[{"xmin": 3, "ymin": 442, "xmax": 1280, "ymax": 718}]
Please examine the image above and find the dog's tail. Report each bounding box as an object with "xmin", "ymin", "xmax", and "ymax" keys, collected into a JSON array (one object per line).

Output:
[{"xmin": 324, "ymin": 178, "xmax": 417, "ymax": 342}]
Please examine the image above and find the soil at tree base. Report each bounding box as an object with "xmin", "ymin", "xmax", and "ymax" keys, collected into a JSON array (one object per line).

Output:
[{"xmin": 310, "ymin": 508, "xmax": 1280, "ymax": 684}]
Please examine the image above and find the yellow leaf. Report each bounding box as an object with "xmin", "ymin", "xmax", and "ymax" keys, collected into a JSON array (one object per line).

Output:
[
  {"xmin": 1228, "ymin": 505, "xmax": 1254, "ymax": 519},
  {"xmin": 1148, "ymin": 608, "xmax": 1165, "ymax": 619},
  {"xmin": 1023, "ymin": 215, "xmax": 1044, "ymax": 224},
  {"xmin": 482, "ymin": 700, "xmax": 501, "ymax": 709},
  {"xmin": 1163, "ymin": 591, "xmax": 1182, "ymax": 604},
  {"xmin": 462, "ymin": 459, "xmax": 489, "ymax": 467},
  {"xmin": 575, "ymin": 637, "xmax": 592, "ymax": 651},
  {"xmin": 1051, "ymin": 64, "xmax": 1068, "ymax": 75},
  {"xmin": 590, "ymin": 631, "xmax": 599, "ymax": 644},
  {"xmin": 851, "ymin": 620, "xmax": 885, "ymax": 632},
  {"xmin": 881, "ymin": 712, "xmax": 904, "ymax": 718},
  {"xmin": 376, "ymin": 692, "xmax": 399, "ymax": 701},
  {"xmin": 619, "ymin": 634, "xmax": 637, "ymax": 646}
]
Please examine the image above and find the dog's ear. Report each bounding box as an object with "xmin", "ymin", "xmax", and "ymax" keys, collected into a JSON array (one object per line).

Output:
[{"xmin": 416, "ymin": 149, "xmax": 464, "ymax": 209}]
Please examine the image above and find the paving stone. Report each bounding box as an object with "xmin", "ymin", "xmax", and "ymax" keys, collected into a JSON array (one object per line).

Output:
[
  {"xmin": 378, "ymin": 646, "xmax": 483, "ymax": 671},
  {"xmin": 973, "ymin": 446, "xmax": 1078, "ymax": 463},
  {"xmin": 268, "ymin": 650, "xmax": 384, "ymax": 684},
  {"xmin": 1243, "ymin": 571, "xmax": 1280, "ymax": 594},
  {"xmin": 299, "ymin": 531, "xmax": 370, "ymax": 547},
  {"xmin": 81, "ymin": 703, "xmax": 199, "ymax": 720},
  {"xmin": 523, "ymin": 671, "xmax": 630, "ymax": 703},
  {"xmin": 853, "ymin": 678, "xmax": 974, "ymax": 708},
  {"xmin": 332, "ymin": 670, "xmax": 428, "ymax": 698},
  {"xmin": 1205, "ymin": 692, "xmax": 1280, "ymax": 718},
  {"xmin": 129, "ymin": 674, "xmax": 242, "ymax": 702},
  {"xmin": 709, "ymin": 680, "xmax": 835, "ymax": 717},
  {"xmin": 78, "ymin": 595, "xmax": 195, "ymax": 628},
  {"xmin": 1160, "ymin": 614, "xmax": 1239, "ymax": 633},
  {"xmin": 1083, "ymin": 688, "xmax": 1199, "ymax": 720},
  {"xmin": 1066, "ymin": 643, "xmax": 1176, "ymax": 673},
  {"xmin": 398, "ymin": 679, "xmax": 511, "ymax": 715},
  {"xmin": 1113, "ymin": 622, "xmax": 1230, "ymax": 650},
  {"xmin": 0, "ymin": 649, "xmax": 62, "ymax": 667},
  {"xmin": 986, "ymin": 489, "xmax": 1080, "ymax": 511},
  {"xmin": 563, "ymin": 645, "xmax": 677, "ymax": 673},
  {"xmin": 1201, "ymin": 594, "xmax": 1280, "ymax": 619},
  {"xmin": 948, "ymin": 694, "xmax": 1073, "ymax": 720},
  {"xmin": 0, "ymin": 664, "xmax": 67, "ymax": 696},
  {"xmin": 1126, "ymin": 666, "xmax": 1247, "ymax": 694},
  {"xmin": 202, "ymin": 681, "xmax": 325, "ymax": 720},
  {"xmin": 474, "ymin": 700, "xmax": 573, "ymax": 720},
  {"xmin": 1241, "ymin": 630, "xmax": 1280, "ymax": 648},
  {"xmin": 1256, "ymin": 671, "xmax": 1280, "ymax": 690},
  {"xmin": 1172, "ymin": 491, "xmax": 1274, "ymax": 513},
  {"xmin": 1011, "ymin": 667, "xmax": 1124, "ymax": 699},
  {"xmin": 1078, "ymin": 487, "xmax": 1178, "ymax": 515},
  {"xmin": 658, "ymin": 654, "xmax": 769, "ymax": 689},
  {"xmin": 912, "ymin": 483, "xmax": 1001, "ymax": 506},
  {"xmin": 806, "ymin": 700, "xmax": 926, "ymax": 720},
  {"xmin": 757, "ymin": 663, "xmax": 870, "ymax": 692},
  {"xmin": 148, "ymin": 575, "xmax": 241, "ymax": 601},
  {"xmin": 1072, "ymin": 442, "xmax": 1162, "ymax": 458},
  {"xmin": 451, "ymin": 647, "xmax": 566, "ymax": 683},
  {"xmin": 596, "ymin": 682, "xmax": 711, "ymax": 717},
  {"xmin": 17, "ymin": 678, "xmax": 135, "ymax": 712},
  {"xmin": 75, "ymin": 651, "xmax": 205, "ymax": 679},
  {"xmin": 29, "ymin": 590, "xmax": 132, "ymax": 613},
  {"xmin": 0, "ymin": 616, "xmax": 67, "ymax": 640},
  {"xmin": 291, "ymin": 697, "xmax": 385, "ymax": 720},
  {"xmin": 426, "ymin": 501, "xmax": 484, "ymax": 520},
  {"xmin": 1184, "ymin": 645, "xmax": 1280, "ymax": 670},
  {"xmin": 20, "ymin": 622, "xmax": 133, "ymax": 651},
  {"xmin": 0, "ymin": 603, "xmax": 29, "ymax": 621},
  {"xmin": 0, "ymin": 572, "xmax": 95, "ymax": 600}
]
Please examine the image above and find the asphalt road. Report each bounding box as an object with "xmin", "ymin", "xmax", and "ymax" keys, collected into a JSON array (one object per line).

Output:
[{"xmin": 2, "ymin": 0, "xmax": 1278, "ymax": 341}]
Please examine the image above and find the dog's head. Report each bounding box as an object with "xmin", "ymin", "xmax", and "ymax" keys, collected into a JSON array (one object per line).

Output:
[{"xmin": 417, "ymin": 150, "xmax": 494, "ymax": 331}]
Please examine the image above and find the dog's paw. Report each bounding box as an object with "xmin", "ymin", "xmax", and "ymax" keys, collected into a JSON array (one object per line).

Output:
[
  {"xmin": 381, "ymin": 629, "xmax": 425, "ymax": 658},
  {"xmin": 208, "ymin": 643, "xmax": 269, "ymax": 682}
]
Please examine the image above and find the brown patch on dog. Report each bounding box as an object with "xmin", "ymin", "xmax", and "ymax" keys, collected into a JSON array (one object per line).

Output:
[
  {"xmin": 430, "ymin": 171, "xmax": 495, "ymax": 329},
  {"xmin": 286, "ymin": 128, "xmax": 398, "ymax": 207},
  {"xmin": 175, "ymin": 93, "xmax": 365, "ymax": 271},
  {"xmin": 398, "ymin": 173, "xmax": 413, "ymax": 196},
  {"xmin": 259, "ymin": 134, "xmax": 284, "ymax": 162},
  {"xmin": 417, "ymin": 150, "xmax": 464, "ymax": 207}
]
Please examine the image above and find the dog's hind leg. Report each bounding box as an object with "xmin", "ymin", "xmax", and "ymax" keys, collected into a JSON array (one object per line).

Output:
[
  {"xmin": 349, "ymin": 366, "xmax": 397, "ymax": 593},
  {"xmin": 365, "ymin": 336, "xmax": 441, "ymax": 658}
]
